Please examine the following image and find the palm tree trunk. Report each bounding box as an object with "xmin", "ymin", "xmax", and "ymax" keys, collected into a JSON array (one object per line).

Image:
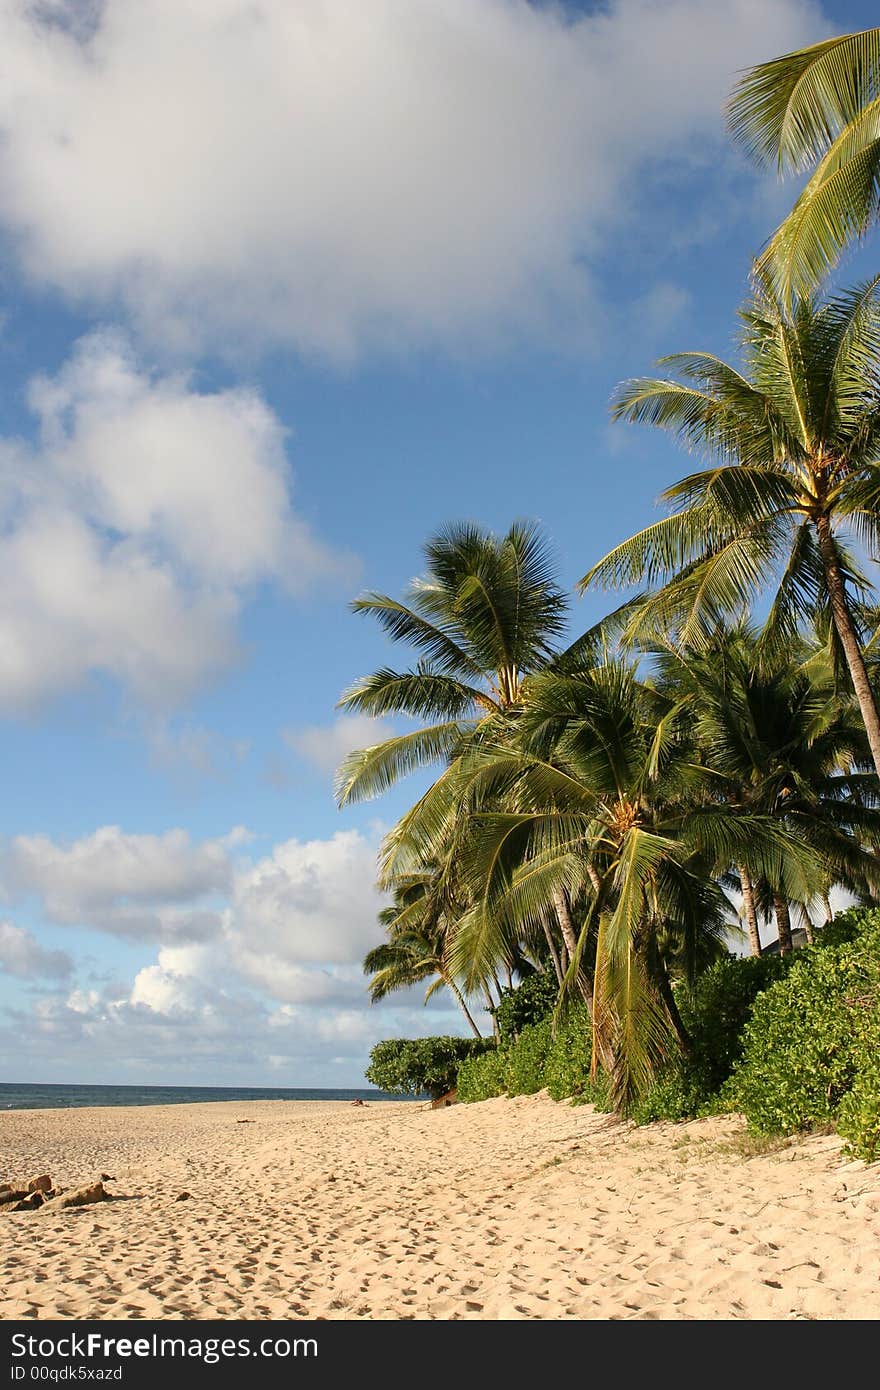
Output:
[
  {"xmin": 443, "ymin": 974, "xmax": 482, "ymax": 1038},
  {"xmin": 656, "ymin": 966, "xmax": 692, "ymax": 1053},
  {"xmin": 773, "ymin": 892, "xmax": 794, "ymax": 954},
  {"xmin": 553, "ymin": 888, "xmax": 579, "ymax": 962},
  {"xmin": 554, "ymin": 887, "xmax": 599, "ymax": 1016},
  {"xmin": 816, "ymin": 513, "xmax": 880, "ymax": 779},
  {"xmin": 822, "ymin": 891, "xmax": 834, "ymax": 925},
  {"xmin": 483, "ymin": 985, "xmax": 499, "ymax": 1041},
  {"xmin": 541, "ymin": 913, "xmax": 564, "ymax": 988},
  {"xmin": 554, "ymin": 887, "xmax": 582, "ymax": 990},
  {"xmin": 738, "ymin": 862, "xmax": 763, "ymax": 957},
  {"xmin": 803, "ymin": 913, "xmax": 815, "ymax": 945}
]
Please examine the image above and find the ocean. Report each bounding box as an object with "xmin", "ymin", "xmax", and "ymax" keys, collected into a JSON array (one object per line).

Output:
[{"xmin": 0, "ymin": 1082, "xmax": 400, "ymax": 1111}]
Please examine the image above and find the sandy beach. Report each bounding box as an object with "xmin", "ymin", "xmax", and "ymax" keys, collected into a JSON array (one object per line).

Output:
[{"xmin": 2, "ymin": 1093, "xmax": 878, "ymax": 1321}]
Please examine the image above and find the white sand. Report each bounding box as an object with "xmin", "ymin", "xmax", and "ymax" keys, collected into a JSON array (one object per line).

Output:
[{"xmin": 2, "ymin": 1092, "xmax": 879, "ymax": 1320}]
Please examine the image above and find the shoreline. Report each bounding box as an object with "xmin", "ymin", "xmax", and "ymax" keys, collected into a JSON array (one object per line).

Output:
[
  {"xmin": 2, "ymin": 1093, "xmax": 878, "ymax": 1320},
  {"xmin": 0, "ymin": 1086, "xmax": 405, "ymax": 1114}
]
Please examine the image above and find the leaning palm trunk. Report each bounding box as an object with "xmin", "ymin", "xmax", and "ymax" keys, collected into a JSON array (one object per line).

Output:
[
  {"xmin": 554, "ymin": 887, "xmax": 599, "ymax": 1016},
  {"xmin": 773, "ymin": 892, "xmax": 794, "ymax": 954},
  {"xmin": 816, "ymin": 514, "xmax": 880, "ymax": 781},
  {"xmin": 553, "ymin": 888, "xmax": 578, "ymax": 961},
  {"xmin": 738, "ymin": 862, "xmax": 763, "ymax": 957},
  {"xmin": 654, "ymin": 966, "xmax": 692, "ymax": 1054},
  {"xmin": 443, "ymin": 974, "xmax": 482, "ymax": 1038},
  {"xmin": 541, "ymin": 912, "xmax": 565, "ymax": 987},
  {"xmin": 483, "ymin": 985, "xmax": 500, "ymax": 1042}
]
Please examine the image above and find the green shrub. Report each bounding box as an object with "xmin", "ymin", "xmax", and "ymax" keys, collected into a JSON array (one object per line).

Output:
[
  {"xmin": 544, "ymin": 1004, "xmax": 592, "ymax": 1101},
  {"xmin": 459, "ymin": 1002, "xmax": 601, "ymax": 1105},
  {"xmin": 728, "ymin": 910, "xmax": 880, "ymax": 1140},
  {"xmin": 457, "ymin": 1046, "xmax": 509, "ymax": 1103},
  {"xmin": 628, "ymin": 911, "xmax": 880, "ymax": 1133},
  {"xmin": 837, "ymin": 1044, "xmax": 880, "ymax": 1163},
  {"xmin": 627, "ymin": 952, "xmax": 791, "ymax": 1124},
  {"xmin": 837, "ymin": 907, "xmax": 880, "ymax": 1164},
  {"xmin": 629, "ymin": 1071, "xmax": 713, "ymax": 1125},
  {"xmin": 453, "ymin": 912, "xmax": 880, "ymax": 1149},
  {"xmin": 809, "ymin": 910, "xmax": 862, "ymax": 949},
  {"xmin": 677, "ymin": 953, "xmax": 791, "ymax": 1094},
  {"xmin": 365, "ymin": 1036, "xmax": 494, "ymax": 1099},
  {"xmin": 494, "ymin": 972, "xmax": 558, "ymax": 1043},
  {"xmin": 505, "ymin": 1017, "xmax": 553, "ymax": 1095},
  {"xmin": 567, "ymin": 1071, "xmax": 611, "ymax": 1110}
]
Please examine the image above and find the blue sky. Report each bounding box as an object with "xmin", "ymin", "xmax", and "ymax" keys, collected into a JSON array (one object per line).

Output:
[{"xmin": 0, "ymin": 0, "xmax": 873, "ymax": 1086}]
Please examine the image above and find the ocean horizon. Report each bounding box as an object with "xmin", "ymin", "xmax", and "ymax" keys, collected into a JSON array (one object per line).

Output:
[{"xmin": 0, "ymin": 1081, "xmax": 401, "ymax": 1111}]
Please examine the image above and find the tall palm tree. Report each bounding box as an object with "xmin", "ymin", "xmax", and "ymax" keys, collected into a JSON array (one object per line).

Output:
[
  {"xmin": 727, "ymin": 28, "xmax": 880, "ymax": 302},
  {"xmin": 582, "ymin": 277, "xmax": 880, "ymax": 780},
  {"xmin": 364, "ymin": 868, "xmax": 484, "ymax": 1037},
  {"xmin": 337, "ymin": 520, "xmax": 605, "ymax": 982},
  {"xmin": 447, "ymin": 661, "xmax": 813, "ymax": 1109},
  {"xmin": 650, "ymin": 624, "xmax": 880, "ymax": 954},
  {"xmin": 335, "ymin": 521, "xmax": 569, "ymax": 806}
]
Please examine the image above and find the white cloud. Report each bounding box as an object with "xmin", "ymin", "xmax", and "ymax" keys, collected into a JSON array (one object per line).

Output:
[
  {"xmin": 0, "ymin": 820, "xmax": 492, "ymax": 1082},
  {"xmin": 0, "ymin": 978, "xmax": 470, "ymax": 1085},
  {"xmin": 0, "ymin": 506, "xmax": 236, "ymax": 711},
  {"xmin": 0, "ymin": 332, "xmax": 351, "ymax": 710},
  {"xmin": 27, "ymin": 333, "xmax": 336, "ymax": 590},
  {"xmin": 2, "ymin": 822, "xmax": 384, "ymax": 981},
  {"xmin": 285, "ymin": 715, "xmax": 394, "ymax": 775},
  {"xmin": 228, "ymin": 829, "xmax": 386, "ymax": 977},
  {"xmin": 0, "ymin": 920, "xmax": 72, "ymax": 979},
  {"xmin": 0, "ymin": 0, "xmax": 823, "ymax": 361},
  {"xmin": 131, "ymin": 943, "xmax": 367, "ymax": 1014},
  {"xmin": 65, "ymin": 987, "xmax": 101, "ymax": 1015},
  {"xmin": 4, "ymin": 825, "xmax": 238, "ymax": 942},
  {"xmin": 127, "ymin": 959, "xmax": 213, "ymax": 1017}
]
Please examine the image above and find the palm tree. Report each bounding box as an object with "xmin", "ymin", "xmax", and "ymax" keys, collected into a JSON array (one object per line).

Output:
[
  {"xmin": 582, "ymin": 276, "xmax": 880, "ymax": 781},
  {"xmin": 337, "ymin": 520, "xmax": 605, "ymax": 985},
  {"xmin": 364, "ymin": 868, "xmax": 484, "ymax": 1037},
  {"xmin": 727, "ymin": 28, "xmax": 880, "ymax": 302},
  {"xmin": 650, "ymin": 624, "xmax": 880, "ymax": 954},
  {"xmin": 447, "ymin": 661, "xmax": 813, "ymax": 1109},
  {"xmin": 335, "ymin": 520, "xmax": 569, "ymax": 806}
]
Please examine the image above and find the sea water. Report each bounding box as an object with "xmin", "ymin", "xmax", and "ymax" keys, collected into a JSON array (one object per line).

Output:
[{"xmin": 0, "ymin": 1082, "xmax": 399, "ymax": 1110}]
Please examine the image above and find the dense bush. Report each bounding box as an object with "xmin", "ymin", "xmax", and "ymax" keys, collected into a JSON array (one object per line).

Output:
[
  {"xmin": 806, "ymin": 911, "xmax": 862, "ymax": 950},
  {"xmin": 493, "ymin": 972, "xmax": 557, "ymax": 1043},
  {"xmin": 456, "ymin": 910, "xmax": 880, "ymax": 1160},
  {"xmin": 543, "ymin": 1004, "xmax": 592, "ymax": 1101},
  {"xmin": 629, "ymin": 1069, "xmax": 710, "ymax": 1125},
  {"xmin": 457, "ymin": 1046, "xmax": 509, "ymax": 1102},
  {"xmin": 629, "ymin": 952, "xmax": 791, "ymax": 1123},
  {"xmin": 365, "ymin": 1036, "xmax": 495, "ymax": 1099},
  {"xmin": 837, "ymin": 1050, "xmax": 880, "ymax": 1163},
  {"xmin": 459, "ymin": 1002, "xmax": 597, "ymax": 1104},
  {"xmin": 728, "ymin": 949, "xmax": 861, "ymax": 1132},
  {"xmin": 678, "ymin": 954, "xmax": 791, "ymax": 1092},
  {"xmin": 505, "ymin": 1017, "xmax": 554, "ymax": 1095},
  {"xmin": 729, "ymin": 910, "xmax": 880, "ymax": 1151}
]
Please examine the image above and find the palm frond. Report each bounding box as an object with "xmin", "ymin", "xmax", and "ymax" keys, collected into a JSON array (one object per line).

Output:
[
  {"xmin": 339, "ymin": 668, "xmax": 495, "ymax": 719},
  {"xmin": 727, "ymin": 29, "xmax": 880, "ymax": 172},
  {"xmin": 335, "ymin": 721, "xmax": 471, "ymax": 805}
]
